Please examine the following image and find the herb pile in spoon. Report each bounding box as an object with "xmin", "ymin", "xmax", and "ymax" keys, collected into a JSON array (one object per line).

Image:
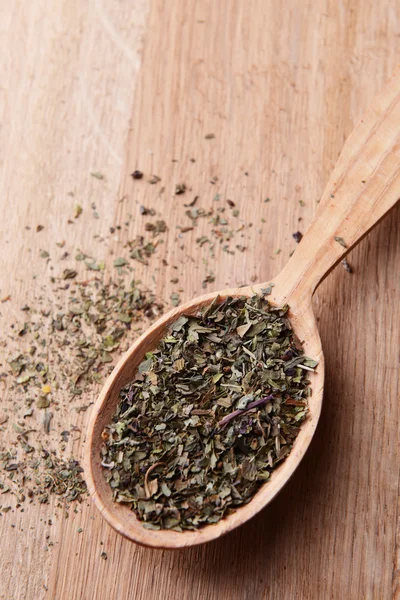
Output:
[{"xmin": 101, "ymin": 294, "xmax": 317, "ymax": 531}]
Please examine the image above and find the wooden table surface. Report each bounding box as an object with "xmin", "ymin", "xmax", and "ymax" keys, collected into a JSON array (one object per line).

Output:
[{"xmin": 1, "ymin": 2, "xmax": 399, "ymax": 599}]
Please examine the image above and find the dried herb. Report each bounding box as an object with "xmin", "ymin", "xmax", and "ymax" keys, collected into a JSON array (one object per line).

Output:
[
  {"xmin": 36, "ymin": 396, "xmax": 50, "ymax": 409},
  {"xmin": 90, "ymin": 171, "xmax": 105, "ymax": 180},
  {"xmin": 341, "ymin": 258, "xmax": 353, "ymax": 273},
  {"xmin": 145, "ymin": 220, "xmax": 167, "ymax": 236},
  {"xmin": 202, "ymin": 273, "xmax": 215, "ymax": 288},
  {"xmin": 1, "ymin": 270, "xmax": 162, "ymax": 509},
  {"xmin": 292, "ymin": 231, "xmax": 303, "ymax": 244},
  {"xmin": 170, "ymin": 292, "xmax": 181, "ymax": 307},
  {"xmin": 0, "ymin": 449, "xmax": 87, "ymax": 507},
  {"xmin": 131, "ymin": 170, "xmax": 143, "ymax": 180},
  {"xmin": 128, "ymin": 237, "xmax": 158, "ymax": 265},
  {"xmin": 334, "ymin": 236, "xmax": 347, "ymax": 248},
  {"xmin": 175, "ymin": 183, "xmax": 186, "ymax": 195},
  {"xmin": 63, "ymin": 268, "xmax": 77, "ymax": 280},
  {"xmin": 74, "ymin": 205, "xmax": 83, "ymax": 219},
  {"xmin": 113, "ymin": 257, "xmax": 128, "ymax": 268},
  {"xmin": 102, "ymin": 295, "xmax": 316, "ymax": 531},
  {"xmin": 184, "ymin": 196, "xmax": 198, "ymax": 208}
]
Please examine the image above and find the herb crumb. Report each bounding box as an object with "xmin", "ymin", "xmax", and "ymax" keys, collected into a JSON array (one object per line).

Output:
[
  {"xmin": 90, "ymin": 172, "xmax": 105, "ymax": 180},
  {"xmin": 334, "ymin": 236, "xmax": 347, "ymax": 248},
  {"xmin": 175, "ymin": 183, "xmax": 186, "ymax": 195},
  {"xmin": 341, "ymin": 258, "xmax": 353, "ymax": 273}
]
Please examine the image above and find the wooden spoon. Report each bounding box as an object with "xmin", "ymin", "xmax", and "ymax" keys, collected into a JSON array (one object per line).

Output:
[{"xmin": 86, "ymin": 67, "xmax": 400, "ymax": 549}]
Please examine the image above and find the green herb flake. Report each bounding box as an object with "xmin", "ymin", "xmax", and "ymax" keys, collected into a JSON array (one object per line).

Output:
[
  {"xmin": 74, "ymin": 205, "xmax": 83, "ymax": 219},
  {"xmin": 175, "ymin": 183, "xmax": 186, "ymax": 195},
  {"xmin": 113, "ymin": 257, "xmax": 128, "ymax": 268},
  {"xmin": 170, "ymin": 292, "xmax": 181, "ymax": 307},
  {"xmin": 334, "ymin": 236, "xmax": 347, "ymax": 248}
]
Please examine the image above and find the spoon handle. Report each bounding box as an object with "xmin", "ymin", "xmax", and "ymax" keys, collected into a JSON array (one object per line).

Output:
[{"xmin": 275, "ymin": 66, "xmax": 400, "ymax": 302}]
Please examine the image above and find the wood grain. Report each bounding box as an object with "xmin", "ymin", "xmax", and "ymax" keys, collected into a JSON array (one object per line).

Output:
[
  {"xmin": 86, "ymin": 63, "xmax": 400, "ymax": 550},
  {"xmin": 0, "ymin": 1, "xmax": 399, "ymax": 598}
]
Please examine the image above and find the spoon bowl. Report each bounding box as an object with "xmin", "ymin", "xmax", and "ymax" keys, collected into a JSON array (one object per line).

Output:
[
  {"xmin": 86, "ymin": 284, "xmax": 323, "ymax": 548},
  {"xmin": 86, "ymin": 66, "xmax": 400, "ymax": 548}
]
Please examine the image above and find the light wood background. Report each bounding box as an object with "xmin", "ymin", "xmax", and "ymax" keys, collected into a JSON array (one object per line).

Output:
[{"xmin": 0, "ymin": 1, "xmax": 399, "ymax": 599}]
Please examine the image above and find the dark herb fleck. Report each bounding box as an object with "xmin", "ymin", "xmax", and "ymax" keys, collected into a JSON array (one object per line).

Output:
[
  {"xmin": 184, "ymin": 196, "xmax": 198, "ymax": 208},
  {"xmin": 341, "ymin": 258, "xmax": 353, "ymax": 273},
  {"xmin": 175, "ymin": 183, "xmax": 186, "ymax": 195},
  {"xmin": 292, "ymin": 231, "xmax": 303, "ymax": 243},
  {"xmin": 113, "ymin": 257, "xmax": 128, "ymax": 268},
  {"xmin": 145, "ymin": 220, "xmax": 167, "ymax": 236},
  {"xmin": 139, "ymin": 206, "xmax": 156, "ymax": 216},
  {"xmin": 90, "ymin": 172, "xmax": 105, "ymax": 180},
  {"xmin": 62, "ymin": 269, "xmax": 77, "ymax": 280}
]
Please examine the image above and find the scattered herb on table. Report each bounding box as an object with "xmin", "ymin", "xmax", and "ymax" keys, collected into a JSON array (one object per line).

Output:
[
  {"xmin": 0, "ymin": 450, "xmax": 87, "ymax": 507},
  {"xmin": 74, "ymin": 204, "xmax": 83, "ymax": 219},
  {"xmin": 1, "ymin": 271, "xmax": 162, "ymax": 510},
  {"xmin": 341, "ymin": 258, "xmax": 353, "ymax": 273},
  {"xmin": 175, "ymin": 183, "xmax": 186, "ymax": 195},
  {"xmin": 292, "ymin": 231, "xmax": 303, "ymax": 243},
  {"xmin": 139, "ymin": 205, "xmax": 156, "ymax": 216}
]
